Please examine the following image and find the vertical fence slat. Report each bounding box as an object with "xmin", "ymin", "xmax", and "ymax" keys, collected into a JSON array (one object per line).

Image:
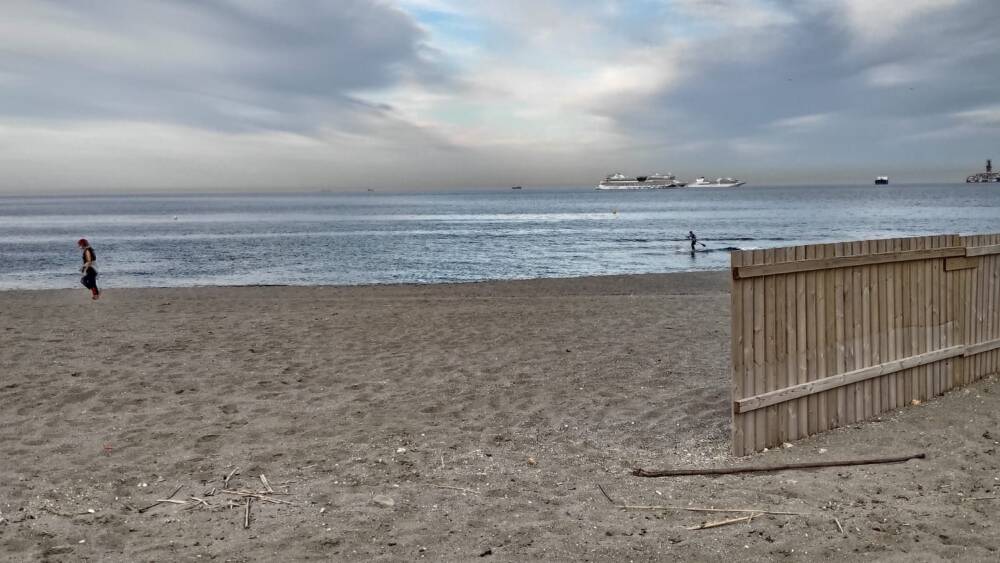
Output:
[
  {"xmin": 823, "ymin": 243, "xmax": 838, "ymax": 429},
  {"xmin": 815, "ymin": 244, "xmax": 829, "ymax": 431},
  {"xmin": 742, "ymin": 250, "xmax": 756, "ymax": 453},
  {"xmin": 795, "ymin": 245, "xmax": 808, "ymax": 437},
  {"xmin": 731, "ymin": 250, "xmax": 745, "ymax": 455},
  {"xmin": 764, "ymin": 248, "xmax": 779, "ymax": 447},
  {"xmin": 892, "ymin": 239, "xmax": 906, "ymax": 408},
  {"xmin": 775, "ymin": 248, "xmax": 788, "ymax": 443},
  {"xmin": 753, "ymin": 248, "xmax": 766, "ymax": 451},
  {"xmin": 834, "ymin": 242, "xmax": 847, "ymax": 426},
  {"xmin": 805, "ymin": 245, "xmax": 819, "ymax": 434}
]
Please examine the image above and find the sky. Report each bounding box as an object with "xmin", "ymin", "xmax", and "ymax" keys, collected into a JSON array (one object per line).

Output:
[{"xmin": 1, "ymin": 0, "xmax": 998, "ymax": 193}]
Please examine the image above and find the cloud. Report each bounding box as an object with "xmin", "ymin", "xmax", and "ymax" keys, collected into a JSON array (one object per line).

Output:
[
  {"xmin": 769, "ymin": 113, "xmax": 833, "ymax": 131},
  {"xmin": 953, "ymin": 105, "xmax": 1000, "ymax": 128},
  {"xmin": 1, "ymin": 0, "xmax": 1000, "ymax": 191},
  {"xmin": 0, "ymin": 0, "xmax": 447, "ymax": 133}
]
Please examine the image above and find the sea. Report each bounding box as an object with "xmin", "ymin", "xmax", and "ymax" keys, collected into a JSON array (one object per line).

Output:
[{"xmin": 1, "ymin": 184, "xmax": 997, "ymax": 290}]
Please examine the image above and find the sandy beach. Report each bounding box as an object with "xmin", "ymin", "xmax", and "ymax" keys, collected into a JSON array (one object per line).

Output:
[{"xmin": 1, "ymin": 272, "xmax": 998, "ymax": 561}]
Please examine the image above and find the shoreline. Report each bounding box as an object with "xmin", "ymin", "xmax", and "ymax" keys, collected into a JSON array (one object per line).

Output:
[{"xmin": 0, "ymin": 270, "xmax": 732, "ymax": 296}]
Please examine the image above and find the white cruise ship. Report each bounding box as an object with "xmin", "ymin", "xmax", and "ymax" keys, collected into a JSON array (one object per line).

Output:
[
  {"xmin": 687, "ymin": 176, "xmax": 746, "ymax": 188},
  {"xmin": 595, "ymin": 172, "xmax": 685, "ymax": 190}
]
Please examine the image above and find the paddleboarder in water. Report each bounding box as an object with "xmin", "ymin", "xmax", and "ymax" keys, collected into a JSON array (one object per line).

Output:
[
  {"xmin": 686, "ymin": 231, "xmax": 705, "ymax": 252},
  {"xmin": 78, "ymin": 238, "xmax": 100, "ymax": 300}
]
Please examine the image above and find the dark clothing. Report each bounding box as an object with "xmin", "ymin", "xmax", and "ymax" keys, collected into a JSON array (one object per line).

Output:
[
  {"xmin": 80, "ymin": 245, "xmax": 99, "ymax": 296},
  {"xmin": 687, "ymin": 232, "xmax": 698, "ymax": 251},
  {"xmin": 80, "ymin": 267, "xmax": 99, "ymax": 291}
]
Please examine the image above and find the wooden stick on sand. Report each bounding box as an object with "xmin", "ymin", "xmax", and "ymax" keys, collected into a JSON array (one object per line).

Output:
[
  {"xmin": 138, "ymin": 484, "xmax": 184, "ymax": 513},
  {"xmin": 431, "ymin": 484, "xmax": 478, "ymax": 494},
  {"xmin": 260, "ymin": 474, "xmax": 274, "ymax": 494},
  {"xmin": 244, "ymin": 498, "xmax": 252, "ymax": 529},
  {"xmin": 617, "ymin": 505, "xmax": 808, "ymax": 516},
  {"xmin": 687, "ymin": 513, "xmax": 761, "ymax": 530},
  {"xmin": 633, "ymin": 453, "xmax": 926, "ymax": 477},
  {"xmin": 224, "ymin": 467, "xmax": 240, "ymax": 488}
]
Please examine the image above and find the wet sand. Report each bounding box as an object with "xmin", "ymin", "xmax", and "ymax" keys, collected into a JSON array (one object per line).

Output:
[{"xmin": 1, "ymin": 273, "xmax": 998, "ymax": 561}]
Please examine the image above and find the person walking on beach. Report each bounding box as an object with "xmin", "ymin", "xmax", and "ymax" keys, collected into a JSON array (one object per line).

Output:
[{"xmin": 78, "ymin": 238, "xmax": 100, "ymax": 300}]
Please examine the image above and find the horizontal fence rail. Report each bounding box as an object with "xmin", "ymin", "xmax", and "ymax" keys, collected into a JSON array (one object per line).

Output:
[{"xmin": 731, "ymin": 234, "xmax": 1000, "ymax": 455}]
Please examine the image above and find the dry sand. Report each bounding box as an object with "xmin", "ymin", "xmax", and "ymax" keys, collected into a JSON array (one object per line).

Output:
[{"xmin": 1, "ymin": 272, "xmax": 998, "ymax": 561}]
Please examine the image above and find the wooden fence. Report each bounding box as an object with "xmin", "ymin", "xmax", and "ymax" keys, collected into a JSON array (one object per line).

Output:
[{"xmin": 730, "ymin": 234, "xmax": 1000, "ymax": 456}]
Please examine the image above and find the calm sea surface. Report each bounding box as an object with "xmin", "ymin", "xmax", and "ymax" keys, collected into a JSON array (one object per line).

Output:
[{"xmin": 1, "ymin": 184, "xmax": 997, "ymax": 290}]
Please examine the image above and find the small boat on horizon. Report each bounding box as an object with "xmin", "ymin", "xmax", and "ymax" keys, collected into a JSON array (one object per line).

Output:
[
  {"xmin": 511, "ymin": 186, "xmax": 523, "ymax": 190},
  {"xmin": 687, "ymin": 177, "xmax": 746, "ymax": 188},
  {"xmin": 875, "ymin": 176, "xmax": 889, "ymax": 185}
]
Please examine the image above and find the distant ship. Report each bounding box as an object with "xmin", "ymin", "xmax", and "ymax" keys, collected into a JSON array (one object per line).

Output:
[
  {"xmin": 511, "ymin": 186, "xmax": 523, "ymax": 190},
  {"xmin": 595, "ymin": 172, "xmax": 685, "ymax": 190},
  {"xmin": 875, "ymin": 176, "xmax": 889, "ymax": 185},
  {"xmin": 966, "ymin": 159, "xmax": 1000, "ymax": 183},
  {"xmin": 687, "ymin": 177, "xmax": 746, "ymax": 188}
]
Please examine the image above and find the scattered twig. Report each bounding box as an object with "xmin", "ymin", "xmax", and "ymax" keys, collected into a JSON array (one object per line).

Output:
[
  {"xmin": 244, "ymin": 498, "xmax": 252, "ymax": 529},
  {"xmin": 260, "ymin": 474, "xmax": 274, "ymax": 494},
  {"xmin": 633, "ymin": 453, "xmax": 926, "ymax": 477},
  {"xmin": 964, "ymin": 496, "xmax": 998, "ymax": 501},
  {"xmin": 615, "ymin": 505, "xmax": 808, "ymax": 516},
  {"xmin": 138, "ymin": 484, "xmax": 183, "ymax": 513},
  {"xmin": 597, "ymin": 484, "xmax": 616, "ymax": 505},
  {"xmin": 835, "ymin": 518, "xmax": 845, "ymax": 535},
  {"xmin": 431, "ymin": 484, "xmax": 478, "ymax": 494},
  {"xmin": 220, "ymin": 489, "xmax": 294, "ymax": 505},
  {"xmin": 40, "ymin": 506, "xmax": 77, "ymax": 518},
  {"xmin": 224, "ymin": 467, "xmax": 240, "ymax": 488},
  {"xmin": 190, "ymin": 497, "xmax": 212, "ymax": 509},
  {"xmin": 154, "ymin": 499, "xmax": 188, "ymax": 505},
  {"xmin": 687, "ymin": 513, "xmax": 760, "ymax": 530}
]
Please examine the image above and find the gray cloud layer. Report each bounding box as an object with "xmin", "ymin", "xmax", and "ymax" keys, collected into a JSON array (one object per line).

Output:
[
  {"xmin": 1, "ymin": 0, "xmax": 446, "ymax": 133},
  {"xmin": 1, "ymin": 0, "xmax": 998, "ymax": 192}
]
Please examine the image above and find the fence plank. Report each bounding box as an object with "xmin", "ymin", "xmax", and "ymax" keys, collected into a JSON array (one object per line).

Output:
[
  {"xmin": 753, "ymin": 249, "xmax": 766, "ymax": 451},
  {"xmin": 834, "ymin": 242, "xmax": 847, "ymax": 426},
  {"xmin": 734, "ymin": 247, "xmax": 964, "ymax": 279},
  {"xmin": 823, "ymin": 243, "xmax": 838, "ymax": 428},
  {"xmin": 735, "ymin": 346, "xmax": 965, "ymax": 413},
  {"xmin": 774, "ymin": 248, "xmax": 788, "ymax": 443},
  {"xmin": 966, "ymin": 243, "xmax": 1000, "ymax": 257},
  {"xmin": 742, "ymin": 250, "xmax": 756, "ymax": 453},
  {"xmin": 731, "ymin": 250, "xmax": 746, "ymax": 456},
  {"xmin": 895, "ymin": 238, "xmax": 908, "ymax": 407},
  {"xmin": 795, "ymin": 245, "xmax": 808, "ymax": 437},
  {"xmin": 764, "ymin": 248, "xmax": 779, "ymax": 447},
  {"xmin": 784, "ymin": 247, "xmax": 799, "ymax": 441}
]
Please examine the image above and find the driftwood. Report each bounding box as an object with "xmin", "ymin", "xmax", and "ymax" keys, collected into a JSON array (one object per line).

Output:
[
  {"xmin": 138, "ymin": 484, "xmax": 183, "ymax": 513},
  {"xmin": 220, "ymin": 489, "xmax": 294, "ymax": 505},
  {"xmin": 617, "ymin": 505, "xmax": 807, "ymax": 516},
  {"xmin": 244, "ymin": 498, "xmax": 252, "ymax": 529},
  {"xmin": 687, "ymin": 513, "xmax": 760, "ymax": 530},
  {"xmin": 632, "ymin": 453, "xmax": 926, "ymax": 477},
  {"xmin": 224, "ymin": 467, "xmax": 240, "ymax": 488},
  {"xmin": 431, "ymin": 484, "xmax": 478, "ymax": 494},
  {"xmin": 260, "ymin": 475, "xmax": 274, "ymax": 494}
]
